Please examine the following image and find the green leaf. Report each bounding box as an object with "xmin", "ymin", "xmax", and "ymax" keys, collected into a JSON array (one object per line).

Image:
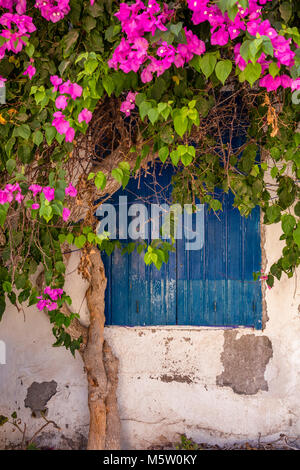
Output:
[
  {"xmin": 266, "ymin": 205, "xmax": 281, "ymax": 223},
  {"xmin": 95, "ymin": 171, "xmax": 107, "ymax": 190},
  {"xmin": 39, "ymin": 205, "xmax": 53, "ymax": 223},
  {"xmin": 293, "ymin": 224, "xmax": 300, "ymax": 248},
  {"xmin": 294, "ymin": 202, "xmax": 300, "ymax": 217},
  {"xmin": 240, "ymin": 40, "xmax": 251, "ymax": 62},
  {"xmin": 82, "ymin": 15, "xmax": 97, "ymax": 32},
  {"xmin": 55, "ymin": 261, "xmax": 66, "ymax": 274},
  {"xmin": 33, "ymin": 130, "xmax": 43, "ymax": 146},
  {"xmin": 111, "ymin": 168, "xmax": 123, "ymax": 184},
  {"xmin": 170, "ymin": 149, "xmax": 180, "ymax": 166},
  {"xmin": 199, "ymin": 53, "xmax": 217, "ymax": 79},
  {"xmin": 6, "ymin": 159, "xmax": 16, "ymax": 175},
  {"xmin": 102, "ymin": 76, "xmax": 114, "ymax": 97},
  {"xmin": 174, "ymin": 115, "xmax": 188, "ymax": 137},
  {"xmin": 215, "ymin": 60, "xmax": 232, "ymax": 84},
  {"xmin": 18, "ymin": 124, "xmax": 31, "ymax": 140},
  {"xmin": 158, "ymin": 146, "xmax": 169, "ymax": 163},
  {"xmin": 66, "ymin": 233, "xmax": 74, "ymax": 244},
  {"xmin": 269, "ymin": 62, "xmax": 280, "ymax": 78},
  {"xmin": 262, "ymin": 37, "xmax": 273, "ymax": 57},
  {"xmin": 181, "ymin": 153, "xmax": 193, "ymax": 166},
  {"xmin": 170, "ymin": 22, "xmax": 183, "ymax": 37},
  {"xmin": 244, "ymin": 62, "xmax": 262, "ymax": 86},
  {"xmin": 139, "ymin": 101, "xmax": 152, "ymax": 121},
  {"xmin": 2, "ymin": 281, "xmax": 12, "ymax": 293},
  {"xmin": 25, "ymin": 43, "xmax": 35, "ymax": 57},
  {"xmin": 74, "ymin": 235, "xmax": 86, "ymax": 249},
  {"xmin": 270, "ymin": 166, "xmax": 279, "ymax": 179},
  {"xmin": 0, "ymin": 416, "xmax": 8, "ymax": 426},
  {"xmin": 281, "ymin": 214, "xmax": 296, "ymax": 235},
  {"xmin": 279, "ymin": 2, "xmax": 292, "ymax": 23},
  {"xmin": 148, "ymin": 108, "xmax": 159, "ymax": 125},
  {"xmin": 45, "ymin": 126, "xmax": 56, "ymax": 145},
  {"xmin": 62, "ymin": 29, "xmax": 79, "ymax": 57}
]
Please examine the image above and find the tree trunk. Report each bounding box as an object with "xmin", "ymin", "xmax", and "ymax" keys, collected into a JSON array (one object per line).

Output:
[
  {"xmin": 83, "ymin": 247, "xmax": 121, "ymax": 450},
  {"xmin": 63, "ymin": 247, "xmax": 121, "ymax": 450}
]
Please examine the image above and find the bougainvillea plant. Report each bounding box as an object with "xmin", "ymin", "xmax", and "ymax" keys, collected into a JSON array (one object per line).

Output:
[{"xmin": 0, "ymin": 0, "xmax": 298, "ymax": 356}]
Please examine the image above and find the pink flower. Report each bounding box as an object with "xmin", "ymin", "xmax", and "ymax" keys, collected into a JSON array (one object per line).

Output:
[
  {"xmin": 120, "ymin": 100, "xmax": 135, "ymax": 116},
  {"xmin": 280, "ymin": 74, "xmax": 292, "ymax": 88},
  {"xmin": 47, "ymin": 301, "xmax": 58, "ymax": 311},
  {"xmin": 15, "ymin": 192, "xmax": 24, "ymax": 203},
  {"xmin": 291, "ymin": 78, "xmax": 300, "ymax": 91},
  {"xmin": 43, "ymin": 186, "xmax": 55, "ymax": 201},
  {"xmin": 37, "ymin": 299, "xmax": 47, "ymax": 310},
  {"xmin": 65, "ymin": 126, "xmax": 75, "ymax": 142},
  {"xmin": 65, "ymin": 183, "xmax": 77, "ymax": 197},
  {"xmin": 78, "ymin": 108, "xmax": 93, "ymax": 124},
  {"xmin": 211, "ymin": 26, "xmax": 229, "ymax": 46},
  {"xmin": 23, "ymin": 64, "xmax": 36, "ymax": 80},
  {"xmin": 50, "ymin": 75, "xmax": 63, "ymax": 92},
  {"xmin": 29, "ymin": 184, "xmax": 42, "ymax": 196},
  {"xmin": 35, "ymin": 0, "xmax": 70, "ymax": 23},
  {"xmin": 59, "ymin": 80, "xmax": 82, "ymax": 100},
  {"xmin": 52, "ymin": 111, "xmax": 70, "ymax": 135},
  {"xmin": 31, "ymin": 203, "xmax": 40, "ymax": 210},
  {"xmin": 55, "ymin": 95, "xmax": 68, "ymax": 110},
  {"xmin": 44, "ymin": 286, "xmax": 63, "ymax": 301},
  {"xmin": 0, "ymin": 190, "xmax": 9, "ymax": 205},
  {"xmin": 259, "ymin": 74, "xmax": 281, "ymax": 91},
  {"xmin": 62, "ymin": 207, "xmax": 70, "ymax": 221}
]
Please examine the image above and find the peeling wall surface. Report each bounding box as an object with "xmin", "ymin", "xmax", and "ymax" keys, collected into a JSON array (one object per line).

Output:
[{"xmin": 0, "ymin": 221, "xmax": 300, "ymax": 449}]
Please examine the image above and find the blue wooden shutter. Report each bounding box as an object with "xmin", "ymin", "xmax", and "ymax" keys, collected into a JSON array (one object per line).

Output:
[{"xmin": 99, "ymin": 164, "xmax": 262, "ymax": 329}]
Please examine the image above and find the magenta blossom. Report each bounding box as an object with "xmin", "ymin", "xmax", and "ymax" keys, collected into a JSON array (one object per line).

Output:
[
  {"xmin": 65, "ymin": 126, "xmax": 75, "ymax": 143},
  {"xmin": 65, "ymin": 183, "xmax": 77, "ymax": 198},
  {"xmin": 50, "ymin": 75, "xmax": 63, "ymax": 92},
  {"xmin": 31, "ymin": 203, "xmax": 40, "ymax": 210},
  {"xmin": 43, "ymin": 186, "xmax": 55, "ymax": 201},
  {"xmin": 78, "ymin": 108, "xmax": 93, "ymax": 124},
  {"xmin": 29, "ymin": 184, "xmax": 43, "ymax": 196},
  {"xmin": 55, "ymin": 95, "xmax": 68, "ymax": 110},
  {"xmin": 23, "ymin": 64, "xmax": 36, "ymax": 80},
  {"xmin": 62, "ymin": 207, "xmax": 70, "ymax": 221}
]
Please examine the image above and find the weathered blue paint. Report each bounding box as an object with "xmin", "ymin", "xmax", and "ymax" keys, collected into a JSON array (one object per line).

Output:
[{"xmin": 98, "ymin": 163, "xmax": 262, "ymax": 329}]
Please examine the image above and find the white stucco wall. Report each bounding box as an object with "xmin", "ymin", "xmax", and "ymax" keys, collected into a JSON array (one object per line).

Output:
[{"xmin": 0, "ymin": 219, "xmax": 299, "ymax": 449}]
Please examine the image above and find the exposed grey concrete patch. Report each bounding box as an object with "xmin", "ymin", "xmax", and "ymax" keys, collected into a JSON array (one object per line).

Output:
[
  {"xmin": 216, "ymin": 331, "xmax": 273, "ymax": 395},
  {"xmin": 160, "ymin": 374, "xmax": 193, "ymax": 384},
  {"xmin": 33, "ymin": 431, "xmax": 88, "ymax": 450},
  {"xmin": 24, "ymin": 380, "xmax": 57, "ymax": 416}
]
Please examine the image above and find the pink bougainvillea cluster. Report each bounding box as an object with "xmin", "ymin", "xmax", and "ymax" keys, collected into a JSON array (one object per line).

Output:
[
  {"xmin": 111, "ymin": 0, "xmax": 299, "ymax": 115},
  {"xmin": 0, "ymin": 0, "xmax": 95, "ymax": 140},
  {"xmin": 37, "ymin": 286, "xmax": 64, "ymax": 311},
  {"xmin": 108, "ymin": 0, "xmax": 205, "ymax": 85},
  {"xmin": 186, "ymin": 0, "xmax": 299, "ymax": 92},
  {"xmin": 34, "ymin": 0, "xmax": 70, "ymax": 23},
  {"xmin": 0, "ymin": 11, "xmax": 36, "ymax": 60},
  {"xmin": 120, "ymin": 91, "xmax": 138, "ymax": 116},
  {"xmin": 0, "ymin": 181, "xmax": 77, "ymax": 222},
  {"xmin": 50, "ymin": 75, "xmax": 93, "ymax": 143}
]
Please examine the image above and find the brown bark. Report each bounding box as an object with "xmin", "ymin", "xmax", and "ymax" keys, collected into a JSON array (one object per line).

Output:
[
  {"xmin": 83, "ymin": 247, "xmax": 108, "ymax": 450},
  {"xmin": 64, "ymin": 247, "xmax": 120, "ymax": 450}
]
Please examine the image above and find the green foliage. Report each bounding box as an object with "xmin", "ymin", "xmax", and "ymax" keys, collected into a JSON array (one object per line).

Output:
[{"xmin": 0, "ymin": 0, "xmax": 298, "ymax": 352}]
